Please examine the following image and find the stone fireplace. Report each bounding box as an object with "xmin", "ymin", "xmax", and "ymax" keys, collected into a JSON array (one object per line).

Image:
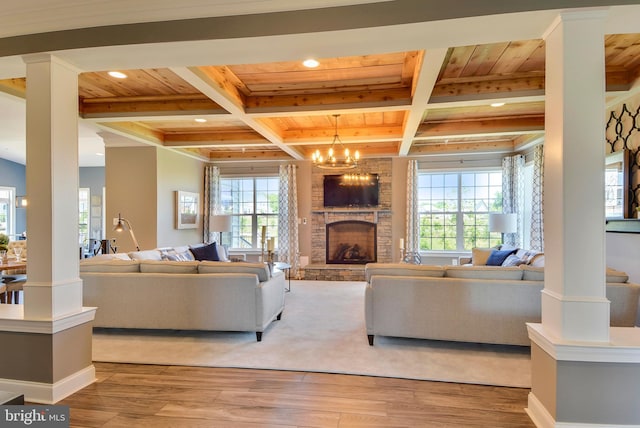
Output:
[
  {"xmin": 326, "ymin": 220, "xmax": 377, "ymax": 264},
  {"xmin": 304, "ymin": 158, "xmax": 393, "ymax": 281}
]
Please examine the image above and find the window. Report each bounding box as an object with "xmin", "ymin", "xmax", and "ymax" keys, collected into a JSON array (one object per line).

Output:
[
  {"xmin": 0, "ymin": 187, "xmax": 16, "ymax": 237},
  {"xmin": 79, "ymin": 188, "xmax": 90, "ymax": 245},
  {"xmin": 219, "ymin": 176, "xmax": 279, "ymax": 249},
  {"xmin": 418, "ymin": 171, "xmax": 503, "ymax": 251}
]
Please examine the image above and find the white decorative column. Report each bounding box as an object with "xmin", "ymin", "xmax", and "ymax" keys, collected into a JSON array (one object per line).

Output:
[
  {"xmin": 24, "ymin": 54, "xmax": 84, "ymax": 319},
  {"xmin": 0, "ymin": 54, "xmax": 96, "ymax": 404},
  {"xmin": 541, "ymin": 10, "xmax": 610, "ymax": 343},
  {"xmin": 527, "ymin": 10, "xmax": 640, "ymax": 428}
]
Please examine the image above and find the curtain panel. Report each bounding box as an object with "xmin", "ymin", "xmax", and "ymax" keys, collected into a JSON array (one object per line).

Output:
[
  {"xmin": 278, "ymin": 164, "xmax": 300, "ymax": 276},
  {"xmin": 529, "ymin": 144, "xmax": 544, "ymax": 251},
  {"xmin": 203, "ymin": 165, "xmax": 220, "ymax": 243},
  {"xmin": 405, "ymin": 160, "xmax": 420, "ymax": 254},
  {"xmin": 502, "ymin": 154, "xmax": 525, "ymax": 248}
]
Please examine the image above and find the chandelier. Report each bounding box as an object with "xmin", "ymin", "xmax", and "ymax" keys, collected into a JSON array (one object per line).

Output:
[{"xmin": 311, "ymin": 114, "xmax": 360, "ymax": 169}]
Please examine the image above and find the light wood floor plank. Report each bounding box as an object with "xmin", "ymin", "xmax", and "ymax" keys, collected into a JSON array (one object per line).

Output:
[{"xmin": 57, "ymin": 362, "xmax": 535, "ymax": 427}]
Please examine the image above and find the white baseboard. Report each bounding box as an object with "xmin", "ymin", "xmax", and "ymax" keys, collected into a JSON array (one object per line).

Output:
[
  {"xmin": 0, "ymin": 365, "xmax": 96, "ymax": 404},
  {"xmin": 527, "ymin": 391, "xmax": 640, "ymax": 428}
]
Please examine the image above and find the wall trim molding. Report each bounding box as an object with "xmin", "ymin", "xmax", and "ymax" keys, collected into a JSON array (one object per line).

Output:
[
  {"xmin": 0, "ymin": 307, "xmax": 96, "ymax": 334},
  {"xmin": 527, "ymin": 323, "xmax": 640, "ymax": 363},
  {"xmin": 0, "ymin": 365, "xmax": 95, "ymax": 404}
]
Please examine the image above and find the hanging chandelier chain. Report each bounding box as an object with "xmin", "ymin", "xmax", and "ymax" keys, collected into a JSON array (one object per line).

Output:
[{"xmin": 311, "ymin": 114, "xmax": 360, "ymax": 170}]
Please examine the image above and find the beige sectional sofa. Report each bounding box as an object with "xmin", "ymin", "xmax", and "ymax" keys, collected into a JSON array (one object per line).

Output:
[
  {"xmin": 80, "ymin": 255, "xmax": 286, "ymax": 341},
  {"xmin": 364, "ymin": 263, "xmax": 640, "ymax": 346}
]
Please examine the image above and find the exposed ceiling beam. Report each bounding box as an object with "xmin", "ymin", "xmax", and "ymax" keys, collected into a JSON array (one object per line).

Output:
[
  {"xmin": 171, "ymin": 65, "xmax": 305, "ymax": 160},
  {"xmin": 399, "ymin": 48, "xmax": 449, "ymax": 156},
  {"xmin": 415, "ymin": 115, "xmax": 544, "ymax": 139}
]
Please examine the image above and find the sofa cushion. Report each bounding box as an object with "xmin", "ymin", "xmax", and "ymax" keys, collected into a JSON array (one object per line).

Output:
[
  {"xmin": 161, "ymin": 248, "xmax": 194, "ymax": 261},
  {"xmin": 486, "ymin": 249, "xmax": 517, "ymax": 266},
  {"xmin": 445, "ymin": 266, "xmax": 524, "ymax": 280},
  {"xmin": 471, "ymin": 248, "xmax": 493, "ymax": 266},
  {"xmin": 501, "ymin": 254, "xmax": 525, "ymax": 267},
  {"xmin": 88, "ymin": 253, "xmax": 132, "ymax": 261},
  {"xmin": 365, "ymin": 263, "xmax": 445, "ymax": 282},
  {"xmin": 79, "ymin": 260, "xmax": 140, "ymax": 273},
  {"xmin": 529, "ymin": 253, "xmax": 545, "ymax": 267},
  {"xmin": 198, "ymin": 261, "xmax": 270, "ymax": 281},
  {"xmin": 520, "ymin": 265, "xmax": 544, "ymax": 281},
  {"xmin": 189, "ymin": 242, "xmax": 220, "ymax": 261},
  {"xmin": 128, "ymin": 249, "xmax": 163, "ymax": 261},
  {"xmin": 140, "ymin": 260, "xmax": 199, "ymax": 274}
]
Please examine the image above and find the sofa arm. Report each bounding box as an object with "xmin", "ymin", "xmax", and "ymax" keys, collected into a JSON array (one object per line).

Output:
[{"xmin": 256, "ymin": 270, "xmax": 286, "ymax": 329}]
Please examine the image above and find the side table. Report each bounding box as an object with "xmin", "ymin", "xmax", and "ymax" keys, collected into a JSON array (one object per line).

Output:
[{"xmin": 274, "ymin": 262, "xmax": 292, "ymax": 292}]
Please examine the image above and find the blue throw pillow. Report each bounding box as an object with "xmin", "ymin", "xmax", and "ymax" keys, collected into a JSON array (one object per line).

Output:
[
  {"xmin": 485, "ymin": 249, "xmax": 517, "ymax": 266},
  {"xmin": 189, "ymin": 242, "xmax": 220, "ymax": 261}
]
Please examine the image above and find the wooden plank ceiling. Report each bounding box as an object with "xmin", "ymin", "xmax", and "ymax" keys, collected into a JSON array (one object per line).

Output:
[{"xmin": 1, "ymin": 34, "xmax": 640, "ymax": 162}]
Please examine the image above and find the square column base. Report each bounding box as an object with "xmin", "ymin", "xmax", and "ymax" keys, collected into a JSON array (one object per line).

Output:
[{"xmin": 527, "ymin": 324, "xmax": 640, "ymax": 427}]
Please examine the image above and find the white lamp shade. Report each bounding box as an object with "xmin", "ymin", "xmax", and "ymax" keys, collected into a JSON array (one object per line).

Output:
[
  {"xmin": 489, "ymin": 213, "xmax": 517, "ymax": 233},
  {"xmin": 211, "ymin": 215, "xmax": 232, "ymax": 232}
]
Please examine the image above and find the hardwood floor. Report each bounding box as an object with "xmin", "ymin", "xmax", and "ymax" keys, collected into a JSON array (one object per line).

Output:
[{"xmin": 58, "ymin": 362, "xmax": 535, "ymax": 427}]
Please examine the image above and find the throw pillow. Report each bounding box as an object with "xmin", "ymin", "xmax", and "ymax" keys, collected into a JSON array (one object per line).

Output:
[
  {"xmin": 471, "ymin": 247, "xmax": 493, "ymax": 266},
  {"xmin": 486, "ymin": 249, "xmax": 517, "ymax": 266},
  {"xmin": 189, "ymin": 242, "xmax": 220, "ymax": 261},
  {"xmin": 501, "ymin": 253, "xmax": 524, "ymax": 267}
]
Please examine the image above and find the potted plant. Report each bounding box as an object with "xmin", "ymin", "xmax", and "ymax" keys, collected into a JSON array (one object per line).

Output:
[
  {"xmin": 0, "ymin": 233, "xmax": 8, "ymax": 252},
  {"xmin": 0, "ymin": 233, "xmax": 8, "ymax": 261}
]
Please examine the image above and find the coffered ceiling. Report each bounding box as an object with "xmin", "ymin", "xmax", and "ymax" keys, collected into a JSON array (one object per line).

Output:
[{"xmin": 0, "ymin": 5, "xmax": 639, "ymax": 166}]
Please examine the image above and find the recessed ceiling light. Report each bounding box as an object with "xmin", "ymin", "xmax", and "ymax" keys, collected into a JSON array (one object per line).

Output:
[
  {"xmin": 194, "ymin": 118, "xmax": 207, "ymax": 123},
  {"xmin": 491, "ymin": 102, "xmax": 505, "ymax": 107},
  {"xmin": 303, "ymin": 58, "xmax": 319, "ymax": 68},
  {"xmin": 108, "ymin": 71, "xmax": 127, "ymax": 79},
  {"xmin": 96, "ymin": 152, "xmax": 104, "ymax": 156}
]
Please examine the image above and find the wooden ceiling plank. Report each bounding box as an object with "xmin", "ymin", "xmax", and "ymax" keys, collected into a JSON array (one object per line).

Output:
[
  {"xmin": 402, "ymin": 51, "xmax": 421, "ymax": 89},
  {"xmin": 489, "ymin": 39, "xmax": 545, "ymax": 75},
  {"xmin": 0, "ymin": 78, "xmax": 26, "ymax": 98},
  {"xmin": 399, "ymin": 48, "xmax": 450, "ymax": 156},
  {"xmin": 461, "ymin": 42, "xmax": 510, "ymax": 77},
  {"xmin": 416, "ymin": 116, "xmax": 544, "ymax": 138},
  {"xmin": 142, "ymin": 68, "xmax": 199, "ymax": 95},
  {"xmin": 79, "ymin": 72, "xmax": 140, "ymax": 98},
  {"xmin": 283, "ymin": 125, "xmax": 402, "ymax": 143},
  {"xmin": 410, "ymin": 140, "xmax": 514, "ymax": 155},
  {"xmin": 432, "ymin": 75, "xmax": 545, "ymax": 98},
  {"xmin": 171, "ymin": 65, "xmax": 305, "ymax": 160},
  {"xmin": 80, "ymin": 97, "xmax": 226, "ymax": 118},
  {"xmin": 245, "ymin": 87, "xmax": 412, "ymax": 113},
  {"xmin": 439, "ymin": 45, "xmax": 476, "ymax": 80}
]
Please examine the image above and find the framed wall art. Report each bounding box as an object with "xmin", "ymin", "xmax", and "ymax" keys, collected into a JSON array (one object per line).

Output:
[{"xmin": 176, "ymin": 191, "xmax": 200, "ymax": 229}]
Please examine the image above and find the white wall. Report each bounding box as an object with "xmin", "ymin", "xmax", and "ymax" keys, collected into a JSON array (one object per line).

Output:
[
  {"xmin": 606, "ymin": 232, "xmax": 640, "ymax": 284},
  {"xmin": 156, "ymin": 149, "xmax": 205, "ymax": 248}
]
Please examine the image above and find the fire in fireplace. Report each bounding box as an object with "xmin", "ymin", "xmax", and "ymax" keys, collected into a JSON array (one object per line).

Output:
[{"xmin": 326, "ymin": 220, "xmax": 377, "ymax": 264}]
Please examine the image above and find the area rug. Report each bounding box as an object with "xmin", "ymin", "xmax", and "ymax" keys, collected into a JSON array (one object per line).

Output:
[{"xmin": 92, "ymin": 280, "xmax": 531, "ymax": 388}]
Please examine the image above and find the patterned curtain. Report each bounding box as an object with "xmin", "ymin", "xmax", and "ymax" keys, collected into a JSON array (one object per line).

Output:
[
  {"xmin": 405, "ymin": 160, "xmax": 420, "ymax": 254},
  {"xmin": 529, "ymin": 144, "xmax": 544, "ymax": 251},
  {"xmin": 278, "ymin": 164, "xmax": 300, "ymax": 276},
  {"xmin": 203, "ymin": 164, "xmax": 220, "ymax": 243},
  {"xmin": 502, "ymin": 154, "xmax": 525, "ymax": 247}
]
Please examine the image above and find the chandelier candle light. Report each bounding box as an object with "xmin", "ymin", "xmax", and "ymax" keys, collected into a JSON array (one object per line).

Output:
[{"xmin": 312, "ymin": 114, "xmax": 360, "ymax": 169}]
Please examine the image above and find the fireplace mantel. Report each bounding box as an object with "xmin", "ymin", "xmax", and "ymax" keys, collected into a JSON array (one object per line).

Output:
[
  {"xmin": 313, "ymin": 208, "xmax": 391, "ymax": 224},
  {"xmin": 312, "ymin": 208, "xmax": 391, "ymax": 213}
]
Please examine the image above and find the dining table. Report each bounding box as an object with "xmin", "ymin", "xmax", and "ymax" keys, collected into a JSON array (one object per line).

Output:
[{"xmin": 0, "ymin": 259, "xmax": 27, "ymax": 303}]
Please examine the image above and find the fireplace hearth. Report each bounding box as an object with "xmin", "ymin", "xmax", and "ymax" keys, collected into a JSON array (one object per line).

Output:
[{"xmin": 326, "ymin": 220, "xmax": 376, "ymax": 264}]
